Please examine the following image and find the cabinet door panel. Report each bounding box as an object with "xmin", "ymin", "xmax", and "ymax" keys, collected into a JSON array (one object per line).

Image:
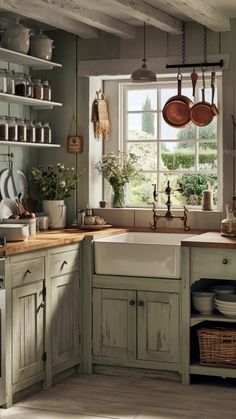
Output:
[
  {"xmin": 138, "ymin": 291, "xmax": 179, "ymax": 363},
  {"xmin": 12, "ymin": 282, "xmax": 45, "ymax": 384},
  {"xmin": 93, "ymin": 289, "xmax": 136, "ymax": 360},
  {"xmin": 51, "ymin": 273, "xmax": 80, "ymax": 367}
]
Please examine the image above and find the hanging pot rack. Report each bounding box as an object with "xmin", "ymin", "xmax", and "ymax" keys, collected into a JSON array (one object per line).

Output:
[{"xmin": 166, "ymin": 59, "xmax": 224, "ymax": 70}]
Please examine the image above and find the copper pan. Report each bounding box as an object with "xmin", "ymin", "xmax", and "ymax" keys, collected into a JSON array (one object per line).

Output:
[
  {"xmin": 191, "ymin": 68, "xmax": 214, "ymax": 127},
  {"xmin": 162, "ymin": 73, "xmax": 193, "ymax": 128}
]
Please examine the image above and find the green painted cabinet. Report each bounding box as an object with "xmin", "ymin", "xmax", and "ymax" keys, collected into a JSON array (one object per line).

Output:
[
  {"xmin": 93, "ymin": 288, "xmax": 136, "ymax": 360},
  {"xmin": 12, "ymin": 281, "xmax": 45, "ymax": 385},
  {"xmin": 92, "ymin": 287, "xmax": 180, "ymax": 366}
]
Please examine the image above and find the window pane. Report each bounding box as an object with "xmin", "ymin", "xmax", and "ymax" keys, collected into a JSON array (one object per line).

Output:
[
  {"xmin": 127, "ymin": 172, "xmax": 157, "ymax": 206},
  {"xmin": 199, "ymin": 142, "xmax": 217, "ymax": 172},
  {"xmin": 199, "ymin": 119, "xmax": 217, "ymax": 140},
  {"xmin": 128, "ymin": 113, "xmax": 157, "ymax": 140},
  {"xmin": 127, "ymin": 142, "xmax": 157, "ymax": 170},
  {"xmin": 160, "ymin": 86, "xmax": 192, "ymax": 109},
  {"xmin": 160, "ymin": 116, "xmax": 196, "ymax": 140},
  {"xmin": 128, "ymin": 89, "xmax": 157, "ymax": 111},
  {"xmin": 160, "ymin": 142, "xmax": 195, "ymax": 171},
  {"xmin": 160, "ymin": 173, "xmax": 217, "ymax": 207}
]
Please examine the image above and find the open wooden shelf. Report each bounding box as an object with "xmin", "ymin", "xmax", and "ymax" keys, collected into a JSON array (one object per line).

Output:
[
  {"xmin": 0, "ymin": 93, "xmax": 62, "ymax": 109},
  {"xmin": 190, "ymin": 362, "xmax": 236, "ymax": 378},
  {"xmin": 0, "ymin": 47, "xmax": 62, "ymax": 70},
  {"xmin": 0, "ymin": 140, "xmax": 60, "ymax": 148},
  {"xmin": 191, "ymin": 313, "xmax": 236, "ymax": 326}
]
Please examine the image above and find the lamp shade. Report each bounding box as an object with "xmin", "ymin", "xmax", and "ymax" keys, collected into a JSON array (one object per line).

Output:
[{"xmin": 131, "ymin": 22, "xmax": 157, "ymax": 83}]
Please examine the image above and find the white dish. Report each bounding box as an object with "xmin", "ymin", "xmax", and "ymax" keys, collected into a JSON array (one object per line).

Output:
[
  {"xmin": 211, "ymin": 285, "xmax": 235, "ymax": 295},
  {"xmin": 0, "ymin": 198, "xmax": 18, "ymax": 220},
  {"xmin": 215, "ymin": 307, "xmax": 236, "ymax": 318},
  {"xmin": 2, "ymin": 218, "xmax": 37, "ymax": 236},
  {"xmin": 0, "ymin": 169, "xmax": 27, "ymax": 199},
  {"xmin": 0, "ymin": 223, "xmax": 29, "ymax": 241},
  {"xmin": 215, "ymin": 294, "xmax": 236, "ymax": 303}
]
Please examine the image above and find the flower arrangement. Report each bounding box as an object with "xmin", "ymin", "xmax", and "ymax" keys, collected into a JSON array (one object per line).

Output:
[
  {"xmin": 31, "ymin": 163, "xmax": 81, "ymax": 200},
  {"xmin": 95, "ymin": 152, "xmax": 141, "ymax": 207}
]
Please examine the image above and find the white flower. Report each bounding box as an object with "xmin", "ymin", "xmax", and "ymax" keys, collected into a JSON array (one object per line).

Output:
[{"xmin": 59, "ymin": 180, "xmax": 66, "ymax": 188}]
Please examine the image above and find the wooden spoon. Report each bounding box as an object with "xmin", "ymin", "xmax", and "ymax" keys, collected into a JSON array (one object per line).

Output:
[
  {"xmin": 211, "ymin": 71, "xmax": 220, "ymax": 116},
  {"xmin": 191, "ymin": 68, "xmax": 198, "ymax": 98}
]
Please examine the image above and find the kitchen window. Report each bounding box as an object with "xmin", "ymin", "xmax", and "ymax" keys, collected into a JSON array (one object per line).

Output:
[{"xmin": 119, "ymin": 76, "xmax": 222, "ymax": 209}]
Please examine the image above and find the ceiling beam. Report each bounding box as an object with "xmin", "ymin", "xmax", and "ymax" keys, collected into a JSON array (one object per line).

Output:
[
  {"xmin": 154, "ymin": 0, "xmax": 230, "ymax": 32},
  {"xmin": 0, "ymin": 0, "xmax": 98, "ymax": 38},
  {"xmin": 37, "ymin": 0, "xmax": 136, "ymax": 39},
  {"xmin": 108, "ymin": 0, "xmax": 182, "ymax": 35}
]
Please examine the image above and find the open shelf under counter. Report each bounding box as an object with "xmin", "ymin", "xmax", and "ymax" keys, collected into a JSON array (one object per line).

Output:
[
  {"xmin": 190, "ymin": 362, "xmax": 236, "ymax": 378},
  {"xmin": 191, "ymin": 313, "xmax": 236, "ymax": 326},
  {"xmin": 0, "ymin": 93, "xmax": 62, "ymax": 109},
  {"xmin": 0, "ymin": 47, "xmax": 62, "ymax": 70},
  {"xmin": 0, "ymin": 140, "xmax": 60, "ymax": 148}
]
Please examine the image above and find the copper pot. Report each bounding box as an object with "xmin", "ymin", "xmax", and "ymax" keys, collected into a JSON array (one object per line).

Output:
[
  {"xmin": 191, "ymin": 69, "xmax": 214, "ymax": 127},
  {"xmin": 162, "ymin": 73, "xmax": 193, "ymax": 128}
]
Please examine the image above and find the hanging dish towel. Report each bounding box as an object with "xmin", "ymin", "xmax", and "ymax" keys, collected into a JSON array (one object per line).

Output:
[{"xmin": 92, "ymin": 90, "xmax": 110, "ymax": 141}]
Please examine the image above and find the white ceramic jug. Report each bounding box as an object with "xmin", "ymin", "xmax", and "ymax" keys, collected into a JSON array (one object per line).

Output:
[
  {"xmin": 42, "ymin": 200, "xmax": 66, "ymax": 229},
  {"xmin": 2, "ymin": 20, "xmax": 31, "ymax": 54},
  {"xmin": 30, "ymin": 30, "xmax": 54, "ymax": 60}
]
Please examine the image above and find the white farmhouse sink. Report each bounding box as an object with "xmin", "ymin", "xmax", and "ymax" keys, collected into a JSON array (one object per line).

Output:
[{"xmin": 94, "ymin": 232, "xmax": 195, "ymax": 279}]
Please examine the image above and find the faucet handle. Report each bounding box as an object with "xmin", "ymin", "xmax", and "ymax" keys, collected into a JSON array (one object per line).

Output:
[{"xmin": 152, "ymin": 183, "xmax": 158, "ymax": 201}]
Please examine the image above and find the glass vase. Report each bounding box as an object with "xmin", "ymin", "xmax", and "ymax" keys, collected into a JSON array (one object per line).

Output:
[{"xmin": 111, "ymin": 184, "xmax": 125, "ymax": 208}]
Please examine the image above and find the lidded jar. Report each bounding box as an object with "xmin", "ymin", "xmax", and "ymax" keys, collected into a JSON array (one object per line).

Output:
[
  {"xmin": 8, "ymin": 117, "xmax": 18, "ymax": 141},
  {"xmin": 42, "ymin": 80, "xmax": 51, "ymax": 101},
  {"xmin": 35, "ymin": 122, "xmax": 44, "ymax": 142},
  {"xmin": 221, "ymin": 204, "xmax": 236, "ymax": 237},
  {"xmin": 15, "ymin": 72, "xmax": 26, "ymax": 96},
  {"xmin": 26, "ymin": 120, "xmax": 36, "ymax": 142},
  {"xmin": 42, "ymin": 122, "xmax": 51, "ymax": 143},
  {"xmin": 6, "ymin": 70, "xmax": 15, "ymax": 94},
  {"xmin": 0, "ymin": 69, "xmax": 7, "ymax": 93},
  {"xmin": 33, "ymin": 79, "xmax": 43, "ymax": 100},
  {"xmin": 17, "ymin": 118, "xmax": 27, "ymax": 142},
  {"xmin": 0, "ymin": 116, "xmax": 8, "ymax": 141}
]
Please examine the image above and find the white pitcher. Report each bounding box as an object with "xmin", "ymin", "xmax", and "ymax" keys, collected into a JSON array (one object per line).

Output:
[{"xmin": 42, "ymin": 200, "xmax": 66, "ymax": 229}]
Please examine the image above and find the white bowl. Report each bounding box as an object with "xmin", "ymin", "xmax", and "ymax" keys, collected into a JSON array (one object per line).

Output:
[
  {"xmin": 192, "ymin": 291, "xmax": 215, "ymax": 314},
  {"xmin": 0, "ymin": 224, "xmax": 29, "ymax": 241},
  {"xmin": 215, "ymin": 307, "xmax": 236, "ymax": 318},
  {"xmin": 211, "ymin": 285, "xmax": 235, "ymax": 295}
]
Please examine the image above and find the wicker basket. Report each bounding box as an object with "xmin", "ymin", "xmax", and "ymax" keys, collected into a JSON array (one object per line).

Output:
[{"xmin": 197, "ymin": 328, "xmax": 236, "ymax": 368}]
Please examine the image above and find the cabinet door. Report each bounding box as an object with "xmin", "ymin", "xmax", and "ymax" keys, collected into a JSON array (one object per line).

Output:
[
  {"xmin": 93, "ymin": 288, "xmax": 136, "ymax": 360},
  {"xmin": 12, "ymin": 281, "xmax": 45, "ymax": 384},
  {"xmin": 138, "ymin": 291, "xmax": 180, "ymax": 363},
  {"xmin": 51, "ymin": 273, "xmax": 80, "ymax": 369}
]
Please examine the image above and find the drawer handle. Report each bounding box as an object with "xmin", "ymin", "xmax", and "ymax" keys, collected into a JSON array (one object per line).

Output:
[
  {"xmin": 222, "ymin": 258, "xmax": 228, "ymax": 265},
  {"xmin": 61, "ymin": 261, "xmax": 68, "ymax": 269},
  {"xmin": 138, "ymin": 301, "xmax": 145, "ymax": 307},
  {"xmin": 26, "ymin": 268, "xmax": 32, "ymax": 274},
  {"xmin": 129, "ymin": 300, "xmax": 135, "ymax": 306}
]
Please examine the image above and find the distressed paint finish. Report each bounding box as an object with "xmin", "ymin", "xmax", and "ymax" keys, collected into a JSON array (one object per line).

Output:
[
  {"xmin": 138, "ymin": 291, "xmax": 180, "ymax": 363},
  {"xmin": 93, "ymin": 288, "xmax": 136, "ymax": 360},
  {"xmin": 12, "ymin": 281, "xmax": 45, "ymax": 384}
]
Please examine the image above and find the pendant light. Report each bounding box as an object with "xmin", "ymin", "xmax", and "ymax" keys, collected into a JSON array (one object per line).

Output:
[{"xmin": 131, "ymin": 22, "xmax": 157, "ymax": 82}]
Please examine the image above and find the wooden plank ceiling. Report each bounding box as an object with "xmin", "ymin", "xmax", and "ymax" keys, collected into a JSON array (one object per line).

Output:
[{"xmin": 0, "ymin": 0, "xmax": 232, "ymax": 39}]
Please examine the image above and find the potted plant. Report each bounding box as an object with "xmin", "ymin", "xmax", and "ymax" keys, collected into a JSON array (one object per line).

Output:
[
  {"xmin": 95, "ymin": 152, "xmax": 141, "ymax": 208},
  {"xmin": 31, "ymin": 163, "xmax": 81, "ymax": 229}
]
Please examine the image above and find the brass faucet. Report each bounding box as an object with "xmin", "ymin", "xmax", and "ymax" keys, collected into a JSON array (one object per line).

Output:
[{"xmin": 150, "ymin": 180, "xmax": 190, "ymax": 231}]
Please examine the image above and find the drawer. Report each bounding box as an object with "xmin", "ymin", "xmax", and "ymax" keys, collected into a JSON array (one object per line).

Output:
[
  {"xmin": 12, "ymin": 257, "xmax": 45, "ymax": 287},
  {"xmin": 191, "ymin": 248, "xmax": 236, "ymax": 282},
  {"xmin": 50, "ymin": 249, "xmax": 79, "ymax": 277}
]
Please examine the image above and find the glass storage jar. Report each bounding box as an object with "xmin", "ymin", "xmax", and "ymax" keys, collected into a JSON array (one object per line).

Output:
[
  {"xmin": 42, "ymin": 80, "xmax": 51, "ymax": 101},
  {"xmin": 15, "ymin": 72, "xmax": 26, "ymax": 96},
  {"xmin": 26, "ymin": 120, "xmax": 36, "ymax": 142},
  {"xmin": 42, "ymin": 122, "xmax": 51, "ymax": 143},
  {"xmin": 17, "ymin": 118, "xmax": 27, "ymax": 142},
  {"xmin": 8, "ymin": 117, "xmax": 18, "ymax": 141},
  {"xmin": 0, "ymin": 69, "xmax": 7, "ymax": 93},
  {"xmin": 25, "ymin": 74, "xmax": 33, "ymax": 98},
  {"xmin": 0, "ymin": 116, "xmax": 8, "ymax": 141},
  {"xmin": 6, "ymin": 70, "xmax": 15, "ymax": 95},
  {"xmin": 35, "ymin": 122, "xmax": 44, "ymax": 142},
  {"xmin": 33, "ymin": 79, "xmax": 43, "ymax": 100}
]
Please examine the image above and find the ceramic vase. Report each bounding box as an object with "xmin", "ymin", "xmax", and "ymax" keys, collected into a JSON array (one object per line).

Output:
[{"xmin": 42, "ymin": 200, "xmax": 66, "ymax": 229}]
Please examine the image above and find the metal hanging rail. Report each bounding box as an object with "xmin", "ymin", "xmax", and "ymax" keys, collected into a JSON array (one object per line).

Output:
[
  {"xmin": 166, "ymin": 59, "xmax": 224, "ymax": 69},
  {"xmin": 0, "ymin": 152, "xmax": 14, "ymax": 158}
]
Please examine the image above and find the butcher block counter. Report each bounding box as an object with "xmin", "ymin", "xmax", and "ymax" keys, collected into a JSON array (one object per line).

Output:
[
  {"xmin": 181, "ymin": 231, "xmax": 236, "ymax": 249},
  {"xmin": 0, "ymin": 227, "xmax": 128, "ymax": 256}
]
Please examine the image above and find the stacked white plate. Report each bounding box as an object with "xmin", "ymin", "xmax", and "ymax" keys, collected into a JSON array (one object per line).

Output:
[{"xmin": 215, "ymin": 294, "xmax": 236, "ymax": 318}]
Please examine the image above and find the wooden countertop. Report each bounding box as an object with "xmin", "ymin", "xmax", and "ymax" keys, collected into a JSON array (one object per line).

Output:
[
  {"xmin": 181, "ymin": 232, "xmax": 236, "ymax": 249},
  {"xmin": 0, "ymin": 227, "xmax": 128, "ymax": 257}
]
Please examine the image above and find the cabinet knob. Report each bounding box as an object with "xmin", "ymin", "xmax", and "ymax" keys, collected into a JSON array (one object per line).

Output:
[
  {"xmin": 26, "ymin": 268, "xmax": 32, "ymax": 274},
  {"xmin": 222, "ymin": 258, "xmax": 228, "ymax": 265},
  {"xmin": 129, "ymin": 300, "xmax": 135, "ymax": 306},
  {"xmin": 61, "ymin": 261, "xmax": 68, "ymax": 268},
  {"xmin": 138, "ymin": 301, "xmax": 144, "ymax": 307}
]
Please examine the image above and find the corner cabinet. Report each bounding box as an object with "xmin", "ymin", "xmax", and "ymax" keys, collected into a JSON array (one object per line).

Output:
[
  {"xmin": 92, "ymin": 275, "xmax": 181, "ymax": 373},
  {"xmin": 0, "ymin": 46, "xmax": 62, "ymax": 149}
]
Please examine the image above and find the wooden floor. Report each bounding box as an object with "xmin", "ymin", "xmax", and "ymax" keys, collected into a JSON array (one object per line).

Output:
[{"xmin": 1, "ymin": 374, "xmax": 236, "ymax": 418}]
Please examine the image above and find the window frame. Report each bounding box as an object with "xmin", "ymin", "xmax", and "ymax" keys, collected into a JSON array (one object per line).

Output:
[{"xmin": 119, "ymin": 75, "xmax": 223, "ymax": 210}]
